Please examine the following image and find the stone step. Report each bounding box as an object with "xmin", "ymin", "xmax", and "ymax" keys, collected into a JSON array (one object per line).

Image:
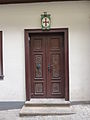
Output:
[
  {"xmin": 20, "ymin": 106, "xmax": 75, "ymax": 116},
  {"xmin": 20, "ymin": 99, "xmax": 72, "ymax": 116},
  {"xmin": 25, "ymin": 99, "xmax": 70, "ymax": 107}
]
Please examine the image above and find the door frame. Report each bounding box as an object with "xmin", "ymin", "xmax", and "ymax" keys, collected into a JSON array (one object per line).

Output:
[{"xmin": 24, "ymin": 28, "xmax": 69, "ymax": 101}]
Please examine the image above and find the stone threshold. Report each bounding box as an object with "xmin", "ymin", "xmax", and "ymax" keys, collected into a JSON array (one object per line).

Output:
[{"xmin": 25, "ymin": 98, "xmax": 70, "ymax": 107}]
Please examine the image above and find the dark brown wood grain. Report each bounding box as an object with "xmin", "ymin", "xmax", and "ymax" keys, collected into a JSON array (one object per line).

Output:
[
  {"xmin": 0, "ymin": 31, "xmax": 3, "ymax": 80},
  {"xmin": 30, "ymin": 35, "xmax": 46, "ymax": 98},
  {"xmin": 24, "ymin": 30, "xmax": 31, "ymax": 100},
  {"xmin": 46, "ymin": 34, "xmax": 65, "ymax": 98},
  {"xmin": 25, "ymin": 28, "xmax": 69, "ymax": 101},
  {"xmin": 0, "ymin": 0, "xmax": 88, "ymax": 4},
  {"xmin": 30, "ymin": 34, "xmax": 65, "ymax": 98},
  {"xmin": 64, "ymin": 29, "xmax": 69, "ymax": 101}
]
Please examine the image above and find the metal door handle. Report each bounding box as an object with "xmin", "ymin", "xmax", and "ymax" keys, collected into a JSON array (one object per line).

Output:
[
  {"xmin": 48, "ymin": 64, "xmax": 50, "ymax": 72},
  {"xmin": 36, "ymin": 64, "xmax": 40, "ymax": 70}
]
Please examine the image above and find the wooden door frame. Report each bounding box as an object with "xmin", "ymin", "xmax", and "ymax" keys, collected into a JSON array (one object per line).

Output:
[{"xmin": 24, "ymin": 28, "xmax": 69, "ymax": 101}]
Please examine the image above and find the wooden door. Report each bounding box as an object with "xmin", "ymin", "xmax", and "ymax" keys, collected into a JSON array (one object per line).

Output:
[{"xmin": 30, "ymin": 33, "xmax": 65, "ymax": 98}]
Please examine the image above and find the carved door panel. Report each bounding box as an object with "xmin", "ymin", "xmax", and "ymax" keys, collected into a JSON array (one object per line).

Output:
[
  {"xmin": 46, "ymin": 35, "xmax": 65, "ymax": 98},
  {"xmin": 30, "ymin": 34, "xmax": 65, "ymax": 98},
  {"xmin": 30, "ymin": 35, "xmax": 46, "ymax": 98}
]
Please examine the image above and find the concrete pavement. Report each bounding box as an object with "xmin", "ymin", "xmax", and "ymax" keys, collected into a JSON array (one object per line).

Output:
[{"xmin": 0, "ymin": 104, "xmax": 90, "ymax": 120}]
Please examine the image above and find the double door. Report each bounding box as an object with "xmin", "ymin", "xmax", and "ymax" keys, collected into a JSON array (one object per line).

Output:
[{"xmin": 30, "ymin": 33, "xmax": 65, "ymax": 98}]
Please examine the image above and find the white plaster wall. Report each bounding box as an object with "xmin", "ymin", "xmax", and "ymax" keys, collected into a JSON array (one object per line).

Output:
[{"xmin": 0, "ymin": 1, "xmax": 90, "ymax": 101}]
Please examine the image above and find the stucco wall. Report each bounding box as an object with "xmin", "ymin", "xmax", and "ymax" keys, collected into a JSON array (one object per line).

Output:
[{"xmin": 0, "ymin": 1, "xmax": 90, "ymax": 101}]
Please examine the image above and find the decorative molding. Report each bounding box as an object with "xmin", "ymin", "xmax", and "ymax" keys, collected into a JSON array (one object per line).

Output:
[
  {"xmin": 24, "ymin": 28, "xmax": 69, "ymax": 101},
  {"xmin": 0, "ymin": 0, "xmax": 89, "ymax": 4}
]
